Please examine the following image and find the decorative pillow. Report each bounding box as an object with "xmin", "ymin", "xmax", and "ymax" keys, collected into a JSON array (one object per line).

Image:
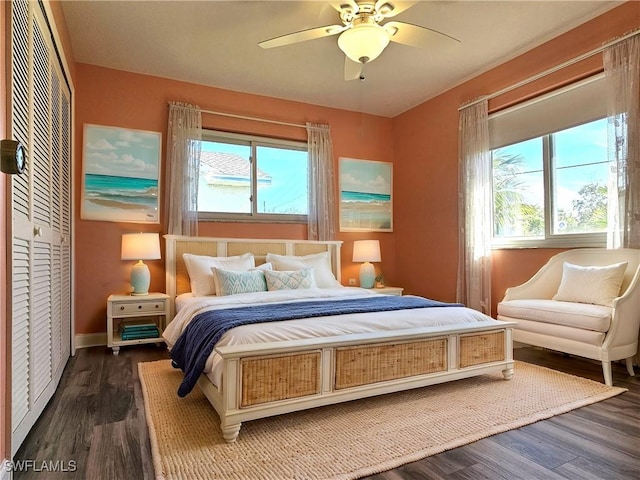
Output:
[
  {"xmin": 266, "ymin": 252, "xmax": 341, "ymax": 288},
  {"xmin": 552, "ymin": 261, "xmax": 628, "ymax": 307},
  {"xmin": 211, "ymin": 268, "xmax": 267, "ymax": 296},
  {"xmin": 182, "ymin": 252, "xmax": 255, "ymax": 296},
  {"xmin": 264, "ymin": 268, "xmax": 317, "ymax": 291}
]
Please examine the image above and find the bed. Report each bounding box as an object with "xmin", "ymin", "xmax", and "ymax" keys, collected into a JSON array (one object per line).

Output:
[{"xmin": 163, "ymin": 235, "xmax": 515, "ymax": 443}]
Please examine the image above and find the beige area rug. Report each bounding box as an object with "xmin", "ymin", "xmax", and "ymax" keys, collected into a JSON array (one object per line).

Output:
[{"xmin": 138, "ymin": 360, "xmax": 626, "ymax": 480}]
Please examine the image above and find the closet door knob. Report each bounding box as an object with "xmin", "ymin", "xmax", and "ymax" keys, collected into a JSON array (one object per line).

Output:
[{"xmin": 34, "ymin": 226, "xmax": 43, "ymax": 237}]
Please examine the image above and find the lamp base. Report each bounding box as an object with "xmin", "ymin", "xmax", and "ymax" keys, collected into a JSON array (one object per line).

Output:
[
  {"xmin": 130, "ymin": 260, "xmax": 151, "ymax": 296},
  {"xmin": 359, "ymin": 261, "xmax": 376, "ymax": 289}
]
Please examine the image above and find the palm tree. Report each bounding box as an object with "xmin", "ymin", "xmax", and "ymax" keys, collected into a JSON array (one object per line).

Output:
[{"xmin": 492, "ymin": 150, "xmax": 527, "ymax": 236}]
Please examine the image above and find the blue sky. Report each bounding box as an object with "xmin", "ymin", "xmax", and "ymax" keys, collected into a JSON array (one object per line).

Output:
[
  {"xmin": 200, "ymin": 140, "xmax": 308, "ymax": 213},
  {"xmin": 496, "ymin": 118, "xmax": 608, "ymax": 211},
  {"xmin": 339, "ymin": 157, "xmax": 392, "ymax": 195}
]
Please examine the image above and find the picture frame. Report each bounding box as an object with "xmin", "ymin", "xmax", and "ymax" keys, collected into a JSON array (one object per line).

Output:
[
  {"xmin": 81, "ymin": 124, "xmax": 162, "ymax": 223},
  {"xmin": 339, "ymin": 157, "xmax": 393, "ymax": 232}
]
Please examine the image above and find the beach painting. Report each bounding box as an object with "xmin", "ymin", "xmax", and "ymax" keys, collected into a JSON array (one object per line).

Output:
[
  {"xmin": 81, "ymin": 124, "xmax": 161, "ymax": 223},
  {"xmin": 339, "ymin": 157, "xmax": 392, "ymax": 232}
]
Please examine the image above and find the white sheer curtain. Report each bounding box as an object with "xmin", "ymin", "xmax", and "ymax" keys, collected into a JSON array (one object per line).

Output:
[
  {"xmin": 457, "ymin": 100, "xmax": 492, "ymax": 314},
  {"xmin": 306, "ymin": 123, "xmax": 336, "ymax": 241},
  {"xmin": 166, "ymin": 102, "xmax": 202, "ymax": 236},
  {"xmin": 605, "ymin": 35, "xmax": 640, "ymax": 249}
]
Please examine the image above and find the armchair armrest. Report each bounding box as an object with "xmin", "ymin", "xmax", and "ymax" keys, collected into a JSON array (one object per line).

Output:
[
  {"xmin": 604, "ymin": 265, "xmax": 640, "ymax": 350},
  {"xmin": 502, "ymin": 259, "xmax": 564, "ymax": 301}
]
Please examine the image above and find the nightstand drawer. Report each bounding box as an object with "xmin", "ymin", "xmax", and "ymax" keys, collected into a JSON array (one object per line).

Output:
[{"xmin": 112, "ymin": 300, "xmax": 166, "ymax": 315}]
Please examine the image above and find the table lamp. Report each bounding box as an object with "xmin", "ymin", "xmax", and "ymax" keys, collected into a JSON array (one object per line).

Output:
[
  {"xmin": 352, "ymin": 240, "xmax": 381, "ymax": 289},
  {"xmin": 121, "ymin": 233, "xmax": 161, "ymax": 295}
]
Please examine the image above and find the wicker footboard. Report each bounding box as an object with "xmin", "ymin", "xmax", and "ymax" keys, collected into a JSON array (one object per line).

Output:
[
  {"xmin": 240, "ymin": 351, "xmax": 321, "ymax": 407},
  {"xmin": 205, "ymin": 322, "xmax": 514, "ymax": 442},
  {"xmin": 335, "ymin": 338, "xmax": 447, "ymax": 390},
  {"xmin": 236, "ymin": 329, "xmax": 508, "ymax": 407},
  {"xmin": 459, "ymin": 331, "xmax": 505, "ymax": 368}
]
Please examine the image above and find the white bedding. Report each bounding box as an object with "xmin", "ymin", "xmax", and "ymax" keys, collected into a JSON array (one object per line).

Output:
[{"xmin": 163, "ymin": 287, "xmax": 497, "ymax": 387}]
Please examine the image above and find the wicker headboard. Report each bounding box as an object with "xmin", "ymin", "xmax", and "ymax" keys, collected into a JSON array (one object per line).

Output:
[{"xmin": 164, "ymin": 235, "xmax": 343, "ymax": 319}]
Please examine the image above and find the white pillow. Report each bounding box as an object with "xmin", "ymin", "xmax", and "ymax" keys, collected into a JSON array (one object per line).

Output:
[
  {"xmin": 211, "ymin": 268, "xmax": 267, "ymax": 296},
  {"xmin": 552, "ymin": 261, "xmax": 628, "ymax": 307},
  {"xmin": 266, "ymin": 251, "xmax": 342, "ymax": 288},
  {"xmin": 182, "ymin": 252, "xmax": 255, "ymax": 296},
  {"xmin": 264, "ymin": 268, "xmax": 317, "ymax": 291},
  {"xmin": 254, "ymin": 262, "xmax": 273, "ymax": 271}
]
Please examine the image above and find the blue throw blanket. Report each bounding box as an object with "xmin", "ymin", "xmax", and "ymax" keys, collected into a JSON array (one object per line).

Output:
[{"xmin": 170, "ymin": 295, "xmax": 464, "ymax": 396}]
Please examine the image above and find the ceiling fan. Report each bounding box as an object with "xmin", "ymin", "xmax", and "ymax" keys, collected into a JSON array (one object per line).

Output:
[{"xmin": 258, "ymin": 0, "xmax": 460, "ymax": 80}]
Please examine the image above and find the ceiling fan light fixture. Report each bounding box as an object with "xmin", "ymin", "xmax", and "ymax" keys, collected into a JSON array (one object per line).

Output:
[{"xmin": 338, "ymin": 23, "xmax": 390, "ymax": 64}]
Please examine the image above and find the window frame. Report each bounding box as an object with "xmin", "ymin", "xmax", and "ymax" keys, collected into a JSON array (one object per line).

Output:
[
  {"xmin": 197, "ymin": 130, "xmax": 309, "ymax": 223},
  {"xmin": 491, "ymin": 120, "xmax": 608, "ymax": 250}
]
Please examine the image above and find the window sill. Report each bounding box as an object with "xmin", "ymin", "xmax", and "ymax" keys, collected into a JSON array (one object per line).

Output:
[
  {"xmin": 197, "ymin": 214, "xmax": 307, "ymax": 225},
  {"xmin": 492, "ymin": 233, "xmax": 606, "ymax": 250}
]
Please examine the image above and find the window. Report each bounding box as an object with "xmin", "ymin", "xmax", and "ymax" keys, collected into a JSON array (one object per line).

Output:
[
  {"xmin": 489, "ymin": 74, "xmax": 609, "ymax": 248},
  {"xmin": 197, "ymin": 131, "xmax": 308, "ymax": 222},
  {"xmin": 492, "ymin": 117, "xmax": 608, "ymax": 246}
]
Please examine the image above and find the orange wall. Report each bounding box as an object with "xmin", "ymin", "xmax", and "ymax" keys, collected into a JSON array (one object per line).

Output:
[
  {"xmin": 74, "ymin": 65, "xmax": 395, "ymax": 334},
  {"xmin": 392, "ymin": 2, "xmax": 640, "ymax": 313}
]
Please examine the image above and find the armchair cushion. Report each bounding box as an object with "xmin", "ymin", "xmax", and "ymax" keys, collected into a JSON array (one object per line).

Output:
[
  {"xmin": 498, "ymin": 299, "xmax": 611, "ymax": 333},
  {"xmin": 552, "ymin": 261, "xmax": 627, "ymax": 307}
]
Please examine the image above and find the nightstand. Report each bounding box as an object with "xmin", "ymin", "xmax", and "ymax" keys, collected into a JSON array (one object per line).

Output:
[
  {"xmin": 373, "ymin": 286, "xmax": 404, "ymax": 296},
  {"xmin": 107, "ymin": 293, "xmax": 169, "ymax": 355}
]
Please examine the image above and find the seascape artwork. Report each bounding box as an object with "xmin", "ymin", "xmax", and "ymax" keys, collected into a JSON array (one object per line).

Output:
[
  {"xmin": 81, "ymin": 124, "xmax": 161, "ymax": 223},
  {"xmin": 339, "ymin": 158, "xmax": 392, "ymax": 232}
]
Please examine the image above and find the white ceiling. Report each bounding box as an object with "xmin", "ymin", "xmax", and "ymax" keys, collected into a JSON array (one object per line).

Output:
[{"xmin": 60, "ymin": 1, "xmax": 621, "ymax": 118}]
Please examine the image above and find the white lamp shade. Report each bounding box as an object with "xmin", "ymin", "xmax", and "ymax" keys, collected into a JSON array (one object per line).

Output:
[
  {"xmin": 338, "ymin": 24, "xmax": 390, "ymax": 64},
  {"xmin": 121, "ymin": 233, "xmax": 161, "ymax": 261},
  {"xmin": 352, "ymin": 240, "xmax": 381, "ymax": 263}
]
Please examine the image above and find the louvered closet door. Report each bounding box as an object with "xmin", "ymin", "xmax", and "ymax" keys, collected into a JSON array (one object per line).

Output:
[{"xmin": 9, "ymin": 0, "xmax": 72, "ymax": 455}]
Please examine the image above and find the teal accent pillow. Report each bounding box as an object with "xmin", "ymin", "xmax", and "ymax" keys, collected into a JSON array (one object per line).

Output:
[
  {"xmin": 264, "ymin": 268, "xmax": 317, "ymax": 291},
  {"xmin": 211, "ymin": 268, "xmax": 267, "ymax": 296}
]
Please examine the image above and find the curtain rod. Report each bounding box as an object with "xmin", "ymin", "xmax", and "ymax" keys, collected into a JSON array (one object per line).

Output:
[
  {"xmin": 169, "ymin": 103, "xmax": 328, "ymax": 131},
  {"xmin": 202, "ymin": 109, "xmax": 318, "ymax": 130},
  {"xmin": 459, "ymin": 28, "xmax": 640, "ymax": 111}
]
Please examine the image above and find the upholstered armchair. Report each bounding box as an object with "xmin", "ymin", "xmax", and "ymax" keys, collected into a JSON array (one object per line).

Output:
[{"xmin": 497, "ymin": 248, "xmax": 640, "ymax": 386}]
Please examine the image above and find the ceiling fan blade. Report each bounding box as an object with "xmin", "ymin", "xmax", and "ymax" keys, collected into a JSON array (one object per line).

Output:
[
  {"xmin": 259, "ymin": 24, "xmax": 346, "ymax": 49},
  {"xmin": 330, "ymin": 0, "xmax": 359, "ymax": 14},
  {"xmin": 344, "ymin": 56, "xmax": 364, "ymax": 81},
  {"xmin": 384, "ymin": 21, "xmax": 460, "ymax": 48},
  {"xmin": 375, "ymin": 1, "xmax": 416, "ymax": 18}
]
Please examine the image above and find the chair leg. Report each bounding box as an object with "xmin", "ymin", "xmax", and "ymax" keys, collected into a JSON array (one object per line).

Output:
[
  {"xmin": 626, "ymin": 357, "xmax": 635, "ymax": 377},
  {"xmin": 602, "ymin": 361, "xmax": 613, "ymax": 386}
]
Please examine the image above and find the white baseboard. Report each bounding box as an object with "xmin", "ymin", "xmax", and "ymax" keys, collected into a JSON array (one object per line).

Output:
[
  {"xmin": 74, "ymin": 332, "xmax": 107, "ymax": 349},
  {"xmin": 2, "ymin": 459, "xmax": 12, "ymax": 480}
]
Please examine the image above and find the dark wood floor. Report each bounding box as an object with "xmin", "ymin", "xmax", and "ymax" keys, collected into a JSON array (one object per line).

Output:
[{"xmin": 14, "ymin": 346, "xmax": 640, "ymax": 479}]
